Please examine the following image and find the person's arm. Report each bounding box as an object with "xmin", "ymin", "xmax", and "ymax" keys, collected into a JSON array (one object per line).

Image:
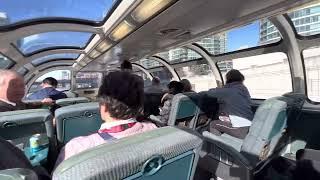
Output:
[
  {"xmin": 207, "ymin": 88, "xmax": 230, "ymax": 99},
  {"xmin": 24, "ymin": 98, "xmax": 55, "ymax": 109}
]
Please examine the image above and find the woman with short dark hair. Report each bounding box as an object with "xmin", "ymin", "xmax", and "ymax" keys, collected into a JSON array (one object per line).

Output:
[
  {"xmin": 55, "ymin": 71, "xmax": 157, "ymax": 167},
  {"xmin": 208, "ymin": 69, "xmax": 253, "ymax": 139}
]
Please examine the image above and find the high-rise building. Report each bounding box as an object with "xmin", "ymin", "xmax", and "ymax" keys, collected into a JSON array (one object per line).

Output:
[
  {"xmin": 0, "ymin": 12, "xmax": 9, "ymax": 26},
  {"xmin": 260, "ymin": 4, "xmax": 320, "ymax": 44}
]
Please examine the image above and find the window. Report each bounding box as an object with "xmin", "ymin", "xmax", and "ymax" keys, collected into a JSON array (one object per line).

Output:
[
  {"xmin": 219, "ymin": 52, "xmax": 292, "ymax": 99},
  {"xmin": 196, "ymin": 20, "xmax": 281, "ymax": 55},
  {"xmin": 288, "ymin": 3, "xmax": 320, "ymax": 36},
  {"xmin": 303, "ymin": 46, "xmax": 320, "ymax": 102},
  {"xmin": 29, "ymin": 70, "xmax": 71, "ymax": 93},
  {"xmin": 16, "ymin": 32, "xmax": 93, "ymax": 55},
  {"xmin": 150, "ymin": 67, "xmax": 173, "ymax": 88},
  {"xmin": 0, "ymin": 53, "xmax": 15, "ymax": 69},
  {"xmin": 157, "ymin": 48, "xmax": 201, "ymax": 64},
  {"xmin": 137, "ymin": 59, "xmax": 162, "ymax": 69},
  {"xmin": 32, "ymin": 53, "xmax": 79, "ymax": 66},
  {"xmin": 0, "ymin": 0, "xmax": 117, "ymax": 26},
  {"xmin": 76, "ymin": 72, "xmax": 103, "ymax": 89}
]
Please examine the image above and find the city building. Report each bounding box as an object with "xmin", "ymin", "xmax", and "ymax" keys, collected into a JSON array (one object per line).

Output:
[{"xmin": 260, "ymin": 4, "xmax": 320, "ymax": 44}]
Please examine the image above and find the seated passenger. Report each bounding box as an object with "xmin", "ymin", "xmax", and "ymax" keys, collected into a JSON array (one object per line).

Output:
[
  {"xmin": 145, "ymin": 76, "xmax": 165, "ymax": 94},
  {"xmin": 159, "ymin": 81, "xmax": 184, "ymax": 124},
  {"xmin": 120, "ymin": 60, "xmax": 133, "ymax": 72},
  {"xmin": 55, "ymin": 71, "xmax": 157, "ymax": 167},
  {"xmin": 180, "ymin": 79, "xmax": 194, "ymax": 92},
  {"xmin": 208, "ymin": 69, "xmax": 253, "ymax": 139},
  {"xmin": 0, "ymin": 70, "xmax": 53, "ymax": 112},
  {"xmin": 27, "ymin": 77, "xmax": 67, "ymax": 101}
]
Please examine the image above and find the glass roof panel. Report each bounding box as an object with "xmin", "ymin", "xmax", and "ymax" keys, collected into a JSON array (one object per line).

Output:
[
  {"xmin": 0, "ymin": 0, "xmax": 116, "ymax": 26},
  {"xmin": 137, "ymin": 59, "xmax": 163, "ymax": 69},
  {"xmin": 16, "ymin": 32, "xmax": 92, "ymax": 55},
  {"xmin": 196, "ymin": 20, "xmax": 281, "ymax": 55},
  {"xmin": 156, "ymin": 48, "xmax": 201, "ymax": 64},
  {"xmin": 287, "ymin": 2, "xmax": 320, "ymax": 36},
  {"xmin": 0, "ymin": 53, "xmax": 15, "ymax": 69},
  {"xmin": 32, "ymin": 53, "xmax": 79, "ymax": 66}
]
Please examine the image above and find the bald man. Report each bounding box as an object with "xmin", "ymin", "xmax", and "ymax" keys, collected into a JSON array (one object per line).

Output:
[{"xmin": 0, "ymin": 70, "xmax": 53, "ymax": 112}]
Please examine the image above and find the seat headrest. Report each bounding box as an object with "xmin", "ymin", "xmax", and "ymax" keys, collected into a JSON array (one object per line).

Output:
[{"xmin": 53, "ymin": 127, "xmax": 203, "ymax": 180}]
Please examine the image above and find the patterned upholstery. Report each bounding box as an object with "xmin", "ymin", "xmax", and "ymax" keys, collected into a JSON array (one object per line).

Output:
[
  {"xmin": 55, "ymin": 102, "xmax": 103, "ymax": 144},
  {"xmin": 56, "ymin": 97, "xmax": 90, "ymax": 107},
  {"xmin": 53, "ymin": 127, "xmax": 203, "ymax": 180}
]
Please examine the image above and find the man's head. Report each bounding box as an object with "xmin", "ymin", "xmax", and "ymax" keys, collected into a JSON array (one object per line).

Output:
[
  {"xmin": 120, "ymin": 60, "xmax": 132, "ymax": 71},
  {"xmin": 180, "ymin": 79, "xmax": 192, "ymax": 92},
  {"xmin": 167, "ymin": 81, "xmax": 184, "ymax": 95},
  {"xmin": 98, "ymin": 71, "xmax": 144, "ymax": 121},
  {"xmin": 0, "ymin": 70, "xmax": 25, "ymax": 103},
  {"xmin": 152, "ymin": 76, "xmax": 160, "ymax": 86},
  {"xmin": 226, "ymin": 69, "xmax": 245, "ymax": 84},
  {"xmin": 41, "ymin": 77, "xmax": 58, "ymax": 88}
]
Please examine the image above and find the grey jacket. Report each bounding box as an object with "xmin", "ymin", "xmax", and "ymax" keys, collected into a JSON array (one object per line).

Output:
[{"xmin": 208, "ymin": 82, "xmax": 253, "ymax": 121}]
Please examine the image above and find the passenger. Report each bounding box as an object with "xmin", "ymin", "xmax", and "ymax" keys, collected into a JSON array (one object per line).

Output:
[
  {"xmin": 144, "ymin": 76, "xmax": 165, "ymax": 93},
  {"xmin": 55, "ymin": 71, "xmax": 157, "ymax": 167},
  {"xmin": 120, "ymin": 60, "xmax": 133, "ymax": 72},
  {"xmin": 27, "ymin": 77, "xmax": 67, "ymax": 101},
  {"xmin": 180, "ymin": 79, "xmax": 194, "ymax": 92},
  {"xmin": 0, "ymin": 70, "xmax": 54, "ymax": 112},
  {"xmin": 208, "ymin": 69, "xmax": 253, "ymax": 139},
  {"xmin": 159, "ymin": 81, "xmax": 184, "ymax": 124}
]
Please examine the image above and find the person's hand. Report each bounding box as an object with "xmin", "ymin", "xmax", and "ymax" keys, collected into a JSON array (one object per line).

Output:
[{"xmin": 41, "ymin": 98, "xmax": 54, "ymax": 106}]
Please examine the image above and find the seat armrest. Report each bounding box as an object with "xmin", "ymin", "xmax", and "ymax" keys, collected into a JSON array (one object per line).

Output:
[
  {"xmin": 149, "ymin": 115, "xmax": 166, "ymax": 127},
  {"xmin": 202, "ymin": 131, "xmax": 253, "ymax": 169},
  {"xmin": 0, "ymin": 168, "xmax": 38, "ymax": 180}
]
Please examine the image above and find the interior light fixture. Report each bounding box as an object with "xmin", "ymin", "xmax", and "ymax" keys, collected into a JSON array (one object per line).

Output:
[
  {"xmin": 89, "ymin": 49, "xmax": 101, "ymax": 59},
  {"xmin": 131, "ymin": 0, "xmax": 174, "ymax": 23},
  {"xmin": 96, "ymin": 40, "xmax": 112, "ymax": 52},
  {"xmin": 109, "ymin": 20, "xmax": 135, "ymax": 41}
]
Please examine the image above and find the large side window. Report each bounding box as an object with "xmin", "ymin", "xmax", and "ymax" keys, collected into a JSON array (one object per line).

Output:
[
  {"xmin": 303, "ymin": 46, "xmax": 320, "ymax": 102},
  {"xmin": 218, "ymin": 52, "xmax": 292, "ymax": 99},
  {"xmin": 75, "ymin": 72, "xmax": 102, "ymax": 89},
  {"xmin": 29, "ymin": 70, "xmax": 71, "ymax": 93}
]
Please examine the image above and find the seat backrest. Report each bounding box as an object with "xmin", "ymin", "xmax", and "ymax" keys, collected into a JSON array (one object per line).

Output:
[
  {"xmin": 55, "ymin": 97, "xmax": 90, "ymax": 107},
  {"xmin": 241, "ymin": 94, "xmax": 305, "ymax": 164},
  {"xmin": 53, "ymin": 127, "xmax": 203, "ymax": 180},
  {"xmin": 168, "ymin": 93, "xmax": 200, "ymax": 128},
  {"xmin": 55, "ymin": 102, "xmax": 103, "ymax": 144},
  {"xmin": 0, "ymin": 109, "xmax": 53, "ymax": 147},
  {"xmin": 64, "ymin": 91, "xmax": 78, "ymax": 98}
]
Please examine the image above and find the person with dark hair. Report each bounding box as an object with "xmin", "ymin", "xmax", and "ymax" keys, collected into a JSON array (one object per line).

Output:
[
  {"xmin": 180, "ymin": 79, "xmax": 194, "ymax": 92},
  {"xmin": 55, "ymin": 71, "xmax": 157, "ymax": 167},
  {"xmin": 145, "ymin": 76, "xmax": 165, "ymax": 93},
  {"xmin": 208, "ymin": 69, "xmax": 253, "ymax": 139},
  {"xmin": 120, "ymin": 60, "xmax": 133, "ymax": 71},
  {"xmin": 159, "ymin": 81, "xmax": 184, "ymax": 124},
  {"xmin": 27, "ymin": 77, "xmax": 67, "ymax": 101}
]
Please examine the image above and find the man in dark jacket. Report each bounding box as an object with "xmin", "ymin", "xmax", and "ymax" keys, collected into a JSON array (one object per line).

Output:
[{"xmin": 27, "ymin": 77, "xmax": 67, "ymax": 101}]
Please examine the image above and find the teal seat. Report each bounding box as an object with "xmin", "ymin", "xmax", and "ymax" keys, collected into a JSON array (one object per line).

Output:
[
  {"xmin": 200, "ymin": 94, "xmax": 306, "ymax": 180},
  {"xmin": 56, "ymin": 97, "xmax": 90, "ymax": 107},
  {"xmin": 55, "ymin": 102, "xmax": 103, "ymax": 145},
  {"xmin": 52, "ymin": 127, "xmax": 203, "ymax": 180},
  {"xmin": 0, "ymin": 109, "xmax": 53, "ymax": 147},
  {"xmin": 168, "ymin": 93, "xmax": 200, "ymax": 129}
]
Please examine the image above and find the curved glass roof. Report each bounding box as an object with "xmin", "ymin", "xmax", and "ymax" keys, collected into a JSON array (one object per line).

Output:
[
  {"xmin": 32, "ymin": 53, "xmax": 79, "ymax": 66},
  {"xmin": 16, "ymin": 31, "xmax": 93, "ymax": 55},
  {"xmin": 157, "ymin": 48, "xmax": 201, "ymax": 64},
  {"xmin": 138, "ymin": 59, "xmax": 163, "ymax": 69},
  {"xmin": 0, "ymin": 0, "xmax": 116, "ymax": 26},
  {"xmin": 0, "ymin": 53, "xmax": 15, "ymax": 69}
]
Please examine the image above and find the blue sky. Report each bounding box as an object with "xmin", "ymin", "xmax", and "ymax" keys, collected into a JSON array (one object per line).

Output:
[{"xmin": 227, "ymin": 21, "xmax": 260, "ymax": 52}]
